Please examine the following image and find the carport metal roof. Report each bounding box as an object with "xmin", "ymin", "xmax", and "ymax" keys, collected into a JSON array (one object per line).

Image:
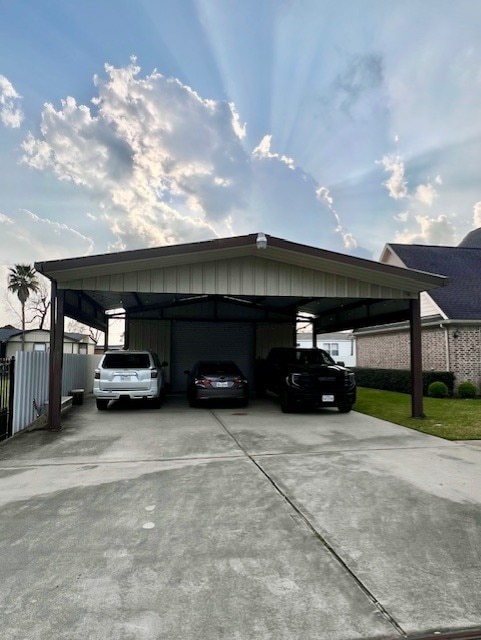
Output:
[
  {"xmin": 35, "ymin": 233, "xmax": 447, "ymax": 428},
  {"xmin": 36, "ymin": 233, "xmax": 447, "ymax": 333}
]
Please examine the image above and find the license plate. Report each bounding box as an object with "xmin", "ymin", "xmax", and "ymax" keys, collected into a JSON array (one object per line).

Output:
[
  {"xmin": 322, "ymin": 394, "xmax": 335, "ymax": 402},
  {"xmin": 216, "ymin": 381, "xmax": 229, "ymax": 388}
]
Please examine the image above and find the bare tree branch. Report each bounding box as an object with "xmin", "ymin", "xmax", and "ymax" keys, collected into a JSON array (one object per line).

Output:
[{"xmin": 26, "ymin": 281, "xmax": 51, "ymax": 329}]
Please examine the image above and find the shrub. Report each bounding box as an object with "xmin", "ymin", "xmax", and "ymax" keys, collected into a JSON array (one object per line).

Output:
[
  {"xmin": 352, "ymin": 368, "xmax": 455, "ymax": 396},
  {"xmin": 457, "ymin": 381, "xmax": 477, "ymax": 399},
  {"xmin": 428, "ymin": 381, "xmax": 449, "ymax": 398}
]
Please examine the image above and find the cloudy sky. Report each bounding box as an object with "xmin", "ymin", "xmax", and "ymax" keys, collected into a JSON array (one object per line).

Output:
[{"xmin": 1, "ymin": 0, "xmax": 481, "ymax": 325}]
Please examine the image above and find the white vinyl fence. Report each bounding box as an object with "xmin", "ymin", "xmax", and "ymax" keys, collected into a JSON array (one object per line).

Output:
[{"xmin": 12, "ymin": 351, "xmax": 101, "ymax": 435}]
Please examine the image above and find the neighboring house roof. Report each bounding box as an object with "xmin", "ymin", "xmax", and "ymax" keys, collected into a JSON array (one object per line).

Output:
[
  {"xmin": 64, "ymin": 332, "xmax": 91, "ymax": 342},
  {"xmin": 0, "ymin": 325, "xmax": 21, "ymax": 343},
  {"xmin": 6, "ymin": 328, "xmax": 92, "ymax": 343},
  {"xmin": 297, "ymin": 332, "xmax": 354, "ymax": 341},
  {"xmin": 386, "ymin": 243, "xmax": 481, "ymax": 320},
  {"xmin": 458, "ymin": 228, "xmax": 481, "ymax": 248}
]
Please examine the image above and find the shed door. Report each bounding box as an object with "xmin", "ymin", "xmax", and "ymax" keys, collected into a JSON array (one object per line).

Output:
[{"xmin": 171, "ymin": 321, "xmax": 255, "ymax": 392}]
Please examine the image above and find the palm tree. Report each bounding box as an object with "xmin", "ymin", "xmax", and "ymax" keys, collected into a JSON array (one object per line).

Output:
[{"xmin": 7, "ymin": 264, "xmax": 40, "ymax": 351}]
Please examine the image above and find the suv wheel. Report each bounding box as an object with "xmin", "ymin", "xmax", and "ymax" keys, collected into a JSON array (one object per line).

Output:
[
  {"xmin": 151, "ymin": 396, "xmax": 162, "ymax": 409},
  {"xmin": 96, "ymin": 399, "xmax": 109, "ymax": 411}
]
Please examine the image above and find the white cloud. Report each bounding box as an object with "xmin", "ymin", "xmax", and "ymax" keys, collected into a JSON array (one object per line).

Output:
[
  {"xmin": 0, "ymin": 209, "xmax": 93, "ymax": 269},
  {"xmin": 378, "ymin": 154, "xmax": 408, "ymax": 200},
  {"xmin": 394, "ymin": 214, "xmax": 456, "ymax": 246},
  {"xmin": 379, "ymin": 152, "xmax": 452, "ymax": 243},
  {"xmin": 253, "ymin": 134, "xmax": 295, "ymax": 168},
  {"xmin": 316, "ymin": 186, "xmax": 357, "ymax": 250},
  {"xmin": 473, "ymin": 201, "xmax": 481, "ymax": 227},
  {"xmin": 315, "ymin": 186, "xmax": 333, "ymax": 206},
  {"xmin": 414, "ymin": 183, "xmax": 438, "ymax": 207},
  {"xmin": 21, "ymin": 60, "xmax": 250, "ymax": 247},
  {"xmin": 0, "ymin": 75, "xmax": 24, "ymax": 128},
  {"xmin": 20, "ymin": 60, "xmax": 351, "ymax": 253}
]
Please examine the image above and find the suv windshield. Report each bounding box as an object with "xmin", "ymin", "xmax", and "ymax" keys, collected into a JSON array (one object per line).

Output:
[{"xmin": 102, "ymin": 353, "xmax": 151, "ymax": 369}]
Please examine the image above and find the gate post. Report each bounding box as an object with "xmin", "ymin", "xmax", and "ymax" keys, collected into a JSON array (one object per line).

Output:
[{"xmin": 7, "ymin": 356, "xmax": 14, "ymax": 438}]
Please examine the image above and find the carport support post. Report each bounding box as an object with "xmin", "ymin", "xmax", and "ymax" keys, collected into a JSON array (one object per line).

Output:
[
  {"xmin": 124, "ymin": 312, "xmax": 130, "ymax": 349},
  {"xmin": 47, "ymin": 282, "xmax": 65, "ymax": 431},
  {"xmin": 410, "ymin": 296, "xmax": 424, "ymax": 418},
  {"xmin": 104, "ymin": 318, "xmax": 109, "ymax": 351}
]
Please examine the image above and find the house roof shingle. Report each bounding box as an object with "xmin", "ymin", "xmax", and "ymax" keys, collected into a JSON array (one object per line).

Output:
[
  {"xmin": 387, "ymin": 244, "xmax": 481, "ymax": 320},
  {"xmin": 0, "ymin": 325, "xmax": 21, "ymax": 343}
]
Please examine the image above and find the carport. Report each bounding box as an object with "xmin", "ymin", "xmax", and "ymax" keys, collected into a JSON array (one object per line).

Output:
[{"xmin": 34, "ymin": 233, "xmax": 447, "ymax": 430}]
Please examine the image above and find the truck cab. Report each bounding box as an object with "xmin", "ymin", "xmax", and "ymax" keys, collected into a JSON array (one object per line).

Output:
[{"xmin": 258, "ymin": 347, "xmax": 356, "ymax": 413}]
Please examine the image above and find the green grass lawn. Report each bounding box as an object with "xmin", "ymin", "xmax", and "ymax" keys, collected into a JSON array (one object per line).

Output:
[{"xmin": 354, "ymin": 387, "xmax": 481, "ymax": 440}]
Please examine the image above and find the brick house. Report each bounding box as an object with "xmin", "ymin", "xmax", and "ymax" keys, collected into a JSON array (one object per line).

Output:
[{"xmin": 355, "ymin": 229, "xmax": 481, "ymax": 392}]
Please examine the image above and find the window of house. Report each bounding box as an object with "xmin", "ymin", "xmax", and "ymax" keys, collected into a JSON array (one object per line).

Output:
[
  {"xmin": 322, "ymin": 342, "xmax": 339, "ymax": 356},
  {"xmin": 33, "ymin": 343, "xmax": 47, "ymax": 352},
  {"xmin": 79, "ymin": 344, "xmax": 88, "ymax": 354}
]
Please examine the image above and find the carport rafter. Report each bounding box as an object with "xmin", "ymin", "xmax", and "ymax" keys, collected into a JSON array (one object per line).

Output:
[
  {"xmin": 312, "ymin": 298, "xmax": 413, "ymax": 333},
  {"xmin": 64, "ymin": 289, "xmax": 108, "ymax": 333}
]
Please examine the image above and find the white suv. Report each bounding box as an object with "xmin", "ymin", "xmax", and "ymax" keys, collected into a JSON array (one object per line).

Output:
[{"xmin": 94, "ymin": 350, "xmax": 168, "ymax": 410}]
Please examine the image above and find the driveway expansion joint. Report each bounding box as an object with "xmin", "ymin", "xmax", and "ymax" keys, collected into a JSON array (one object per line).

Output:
[
  {"xmin": 211, "ymin": 409, "xmax": 408, "ymax": 638},
  {"xmin": 407, "ymin": 628, "xmax": 481, "ymax": 640},
  {"xmin": 0, "ymin": 452, "xmax": 247, "ymax": 468}
]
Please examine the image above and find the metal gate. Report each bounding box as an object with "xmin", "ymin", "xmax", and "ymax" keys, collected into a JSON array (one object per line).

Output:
[{"xmin": 0, "ymin": 357, "xmax": 14, "ymax": 442}]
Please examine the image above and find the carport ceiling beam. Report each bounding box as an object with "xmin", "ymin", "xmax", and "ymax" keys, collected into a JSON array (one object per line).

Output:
[
  {"xmin": 314, "ymin": 299, "xmax": 411, "ymax": 332},
  {"xmin": 126, "ymin": 294, "xmax": 210, "ymax": 314},
  {"xmin": 64, "ymin": 290, "xmax": 108, "ymax": 332}
]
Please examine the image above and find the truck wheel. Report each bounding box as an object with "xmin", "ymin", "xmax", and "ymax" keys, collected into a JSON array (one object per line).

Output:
[
  {"xmin": 281, "ymin": 392, "xmax": 295, "ymax": 413},
  {"xmin": 96, "ymin": 399, "xmax": 109, "ymax": 411},
  {"xmin": 337, "ymin": 404, "xmax": 353, "ymax": 413}
]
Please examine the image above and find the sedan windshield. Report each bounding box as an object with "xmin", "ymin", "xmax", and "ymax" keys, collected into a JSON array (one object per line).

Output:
[{"xmin": 198, "ymin": 361, "xmax": 241, "ymax": 376}]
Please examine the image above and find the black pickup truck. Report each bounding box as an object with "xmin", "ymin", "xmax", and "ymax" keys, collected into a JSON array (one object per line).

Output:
[{"xmin": 257, "ymin": 347, "xmax": 356, "ymax": 413}]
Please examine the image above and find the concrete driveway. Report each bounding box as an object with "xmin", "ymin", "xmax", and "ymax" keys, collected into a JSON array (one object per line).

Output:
[{"xmin": 1, "ymin": 395, "xmax": 481, "ymax": 640}]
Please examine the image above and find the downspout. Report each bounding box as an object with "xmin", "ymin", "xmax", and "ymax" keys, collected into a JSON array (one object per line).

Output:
[
  {"xmin": 439, "ymin": 323, "xmax": 450, "ymax": 371},
  {"xmin": 104, "ymin": 317, "xmax": 109, "ymax": 352}
]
